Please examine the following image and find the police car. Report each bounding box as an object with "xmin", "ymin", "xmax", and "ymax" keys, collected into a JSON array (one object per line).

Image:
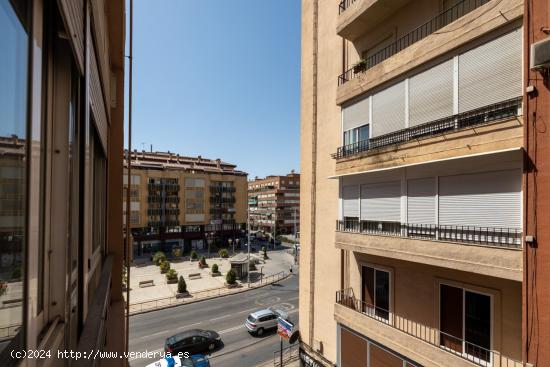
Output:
[{"xmin": 146, "ymin": 354, "xmax": 210, "ymax": 367}]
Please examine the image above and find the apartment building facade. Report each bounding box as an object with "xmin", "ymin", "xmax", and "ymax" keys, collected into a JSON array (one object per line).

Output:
[
  {"xmin": 248, "ymin": 172, "xmax": 300, "ymax": 236},
  {"xmin": 0, "ymin": 0, "xmax": 126, "ymax": 366},
  {"xmin": 124, "ymin": 151, "xmax": 248, "ymax": 259},
  {"xmin": 300, "ymin": 0, "xmax": 549, "ymax": 366}
]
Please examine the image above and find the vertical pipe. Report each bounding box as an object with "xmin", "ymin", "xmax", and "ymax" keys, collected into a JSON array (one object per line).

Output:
[{"xmin": 125, "ymin": 0, "xmax": 133, "ymax": 355}]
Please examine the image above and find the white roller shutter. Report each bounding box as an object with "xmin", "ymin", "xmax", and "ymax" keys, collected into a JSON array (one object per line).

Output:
[
  {"xmin": 439, "ymin": 170, "xmax": 522, "ymax": 228},
  {"xmin": 343, "ymin": 97, "xmax": 370, "ymax": 131},
  {"xmin": 372, "ymin": 81, "xmax": 406, "ymax": 137},
  {"xmin": 409, "ymin": 60, "xmax": 454, "ymax": 126},
  {"xmin": 361, "ymin": 181, "xmax": 401, "ymax": 221},
  {"xmin": 343, "ymin": 185, "xmax": 359, "ymax": 218},
  {"xmin": 458, "ymin": 28, "xmax": 522, "ymax": 112},
  {"xmin": 407, "ymin": 178, "xmax": 436, "ymax": 224}
]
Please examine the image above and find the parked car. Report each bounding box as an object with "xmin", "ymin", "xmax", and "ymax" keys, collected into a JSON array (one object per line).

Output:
[
  {"xmin": 146, "ymin": 354, "xmax": 210, "ymax": 367},
  {"xmin": 164, "ymin": 329, "xmax": 221, "ymax": 355},
  {"xmin": 245, "ymin": 308, "xmax": 288, "ymax": 336}
]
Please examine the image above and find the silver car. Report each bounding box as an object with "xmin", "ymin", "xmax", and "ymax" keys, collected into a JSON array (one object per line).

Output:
[{"xmin": 245, "ymin": 308, "xmax": 287, "ymax": 336}]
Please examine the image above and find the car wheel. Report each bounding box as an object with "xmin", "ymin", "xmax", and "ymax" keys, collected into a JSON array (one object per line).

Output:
[
  {"xmin": 257, "ymin": 328, "xmax": 264, "ymax": 336},
  {"xmin": 209, "ymin": 343, "xmax": 215, "ymax": 351}
]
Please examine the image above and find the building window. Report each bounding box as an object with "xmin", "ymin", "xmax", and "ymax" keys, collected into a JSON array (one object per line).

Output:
[
  {"xmin": 0, "ymin": 0, "xmax": 29, "ymax": 356},
  {"xmin": 344, "ymin": 124, "xmax": 369, "ymax": 146},
  {"xmin": 439, "ymin": 284, "xmax": 492, "ymax": 362},
  {"xmin": 361, "ymin": 266, "xmax": 390, "ymax": 320}
]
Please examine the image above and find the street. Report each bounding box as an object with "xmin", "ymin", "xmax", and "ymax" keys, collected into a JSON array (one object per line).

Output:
[{"xmin": 129, "ymin": 273, "xmax": 299, "ymax": 367}]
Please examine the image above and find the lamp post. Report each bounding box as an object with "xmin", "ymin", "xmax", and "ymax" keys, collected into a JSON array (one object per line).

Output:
[
  {"xmin": 207, "ymin": 231, "xmax": 214, "ymax": 258},
  {"xmin": 236, "ymin": 238, "xmax": 240, "ymax": 252},
  {"xmin": 228, "ymin": 238, "xmax": 233, "ymax": 255},
  {"xmin": 247, "ymin": 200, "xmax": 251, "ymax": 287}
]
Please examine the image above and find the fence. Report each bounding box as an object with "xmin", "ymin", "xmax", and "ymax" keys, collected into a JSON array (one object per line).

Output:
[
  {"xmin": 332, "ymin": 98, "xmax": 522, "ymax": 160},
  {"xmin": 337, "ymin": 219, "xmax": 522, "ymax": 249},
  {"xmin": 273, "ymin": 344, "xmax": 300, "ymax": 367},
  {"xmin": 128, "ymin": 271, "xmax": 287, "ymax": 315},
  {"xmin": 336, "ymin": 288, "xmax": 526, "ymax": 367}
]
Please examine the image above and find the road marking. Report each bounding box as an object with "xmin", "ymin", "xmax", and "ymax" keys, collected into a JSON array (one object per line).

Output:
[
  {"xmin": 218, "ymin": 325, "xmax": 244, "ymax": 334},
  {"xmin": 210, "ymin": 314, "xmax": 231, "ymax": 321}
]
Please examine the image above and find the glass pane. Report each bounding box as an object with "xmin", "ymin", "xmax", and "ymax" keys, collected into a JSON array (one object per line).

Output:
[
  {"xmin": 0, "ymin": 0, "xmax": 28, "ymax": 355},
  {"xmin": 362, "ymin": 266, "xmax": 374, "ymax": 314},
  {"xmin": 465, "ymin": 291, "xmax": 491, "ymax": 361},
  {"xmin": 439, "ymin": 284, "xmax": 463, "ymax": 353},
  {"xmin": 375, "ymin": 270, "xmax": 390, "ymax": 320},
  {"xmin": 358, "ymin": 124, "xmax": 370, "ymax": 142}
]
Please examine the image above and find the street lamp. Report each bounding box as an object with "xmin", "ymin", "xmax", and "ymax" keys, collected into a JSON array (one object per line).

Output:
[
  {"xmin": 236, "ymin": 238, "xmax": 240, "ymax": 252},
  {"xmin": 207, "ymin": 231, "xmax": 214, "ymax": 258},
  {"xmin": 228, "ymin": 238, "xmax": 233, "ymax": 254}
]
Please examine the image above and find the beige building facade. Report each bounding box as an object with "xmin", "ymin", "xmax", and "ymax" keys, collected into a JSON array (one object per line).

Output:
[
  {"xmin": 124, "ymin": 151, "xmax": 248, "ymax": 259},
  {"xmin": 299, "ymin": 0, "xmax": 531, "ymax": 366}
]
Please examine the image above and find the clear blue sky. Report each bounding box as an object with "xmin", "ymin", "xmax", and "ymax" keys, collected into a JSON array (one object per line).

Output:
[{"xmin": 125, "ymin": 0, "xmax": 301, "ymax": 179}]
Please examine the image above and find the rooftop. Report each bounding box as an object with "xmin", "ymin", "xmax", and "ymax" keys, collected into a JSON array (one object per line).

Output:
[{"xmin": 124, "ymin": 150, "xmax": 247, "ymax": 176}]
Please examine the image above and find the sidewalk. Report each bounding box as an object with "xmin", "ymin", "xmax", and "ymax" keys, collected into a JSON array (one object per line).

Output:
[{"xmin": 127, "ymin": 249, "xmax": 295, "ymax": 313}]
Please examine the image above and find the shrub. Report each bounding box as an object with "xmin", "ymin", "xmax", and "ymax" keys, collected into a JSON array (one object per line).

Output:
[
  {"xmin": 199, "ymin": 256, "xmax": 207, "ymax": 267},
  {"xmin": 249, "ymin": 260, "xmax": 257, "ymax": 271},
  {"xmin": 211, "ymin": 263, "xmax": 219, "ymax": 274},
  {"xmin": 226, "ymin": 269, "xmax": 237, "ymax": 285},
  {"xmin": 166, "ymin": 268, "xmax": 178, "ymax": 281},
  {"xmin": 159, "ymin": 260, "xmax": 170, "ymax": 274},
  {"xmin": 190, "ymin": 250, "xmax": 198, "ymax": 260},
  {"xmin": 153, "ymin": 251, "xmax": 167, "ymax": 266},
  {"xmin": 218, "ymin": 249, "xmax": 229, "ymax": 258},
  {"xmin": 172, "ymin": 247, "xmax": 182, "ymax": 260},
  {"xmin": 261, "ymin": 246, "xmax": 268, "ymax": 259},
  {"xmin": 177, "ymin": 276, "xmax": 187, "ymax": 293}
]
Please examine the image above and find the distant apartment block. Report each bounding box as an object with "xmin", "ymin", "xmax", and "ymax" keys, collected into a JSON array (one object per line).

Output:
[
  {"xmin": 0, "ymin": 0, "xmax": 127, "ymax": 365},
  {"xmin": 124, "ymin": 151, "xmax": 248, "ymax": 260},
  {"xmin": 300, "ymin": 0, "xmax": 550, "ymax": 366},
  {"xmin": 248, "ymin": 172, "xmax": 300, "ymax": 236}
]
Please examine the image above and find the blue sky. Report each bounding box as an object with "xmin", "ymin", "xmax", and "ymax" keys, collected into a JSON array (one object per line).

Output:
[{"xmin": 125, "ymin": 0, "xmax": 301, "ymax": 178}]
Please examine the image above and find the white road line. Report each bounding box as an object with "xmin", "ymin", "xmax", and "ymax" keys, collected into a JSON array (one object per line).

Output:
[
  {"xmin": 218, "ymin": 325, "xmax": 244, "ymax": 334},
  {"xmin": 210, "ymin": 314, "xmax": 231, "ymax": 321}
]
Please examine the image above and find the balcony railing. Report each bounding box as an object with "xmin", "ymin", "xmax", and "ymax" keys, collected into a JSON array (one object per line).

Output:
[
  {"xmin": 332, "ymin": 97, "xmax": 522, "ymax": 160},
  {"xmin": 337, "ymin": 219, "xmax": 522, "ymax": 248},
  {"xmin": 338, "ymin": 0, "xmax": 359, "ymax": 14},
  {"xmin": 336, "ymin": 288, "xmax": 526, "ymax": 367},
  {"xmin": 338, "ymin": 0, "xmax": 489, "ymax": 85}
]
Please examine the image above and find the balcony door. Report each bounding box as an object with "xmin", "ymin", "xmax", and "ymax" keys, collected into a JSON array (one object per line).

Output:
[
  {"xmin": 361, "ymin": 266, "xmax": 390, "ymax": 321},
  {"xmin": 439, "ymin": 284, "xmax": 492, "ymax": 363}
]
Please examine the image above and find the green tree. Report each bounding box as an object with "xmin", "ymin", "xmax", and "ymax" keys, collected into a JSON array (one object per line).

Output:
[
  {"xmin": 226, "ymin": 269, "xmax": 237, "ymax": 285},
  {"xmin": 160, "ymin": 260, "xmax": 170, "ymax": 273},
  {"xmin": 211, "ymin": 263, "xmax": 219, "ymax": 274},
  {"xmin": 153, "ymin": 251, "xmax": 167, "ymax": 266}
]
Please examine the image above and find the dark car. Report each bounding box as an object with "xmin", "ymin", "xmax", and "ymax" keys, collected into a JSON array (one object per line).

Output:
[{"xmin": 164, "ymin": 329, "xmax": 221, "ymax": 355}]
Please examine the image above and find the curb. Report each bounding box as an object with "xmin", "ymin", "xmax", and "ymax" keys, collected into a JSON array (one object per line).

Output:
[{"xmin": 128, "ymin": 273, "xmax": 294, "ymax": 316}]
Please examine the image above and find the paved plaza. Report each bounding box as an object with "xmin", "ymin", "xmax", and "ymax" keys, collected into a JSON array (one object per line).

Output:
[{"xmin": 128, "ymin": 248, "xmax": 295, "ymax": 306}]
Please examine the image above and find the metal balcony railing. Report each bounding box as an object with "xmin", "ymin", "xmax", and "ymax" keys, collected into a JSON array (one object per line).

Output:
[
  {"xmin": 338, "ymin": 0, "xmax": 359, "ymax": 14},
  {"xmin": 336, "ymin": 219, "xmax": 522, "ymax": 248},
  {"xmin": 335, "ymin": 288, "xmax": 527, "ymax": 367},
  {"xmin": 338, "ymin": 0, "xmax": 490, "ymax": 85},
  {"xmin": 332, "ymin": 97, "xmax": 522, "ymax": 160}
]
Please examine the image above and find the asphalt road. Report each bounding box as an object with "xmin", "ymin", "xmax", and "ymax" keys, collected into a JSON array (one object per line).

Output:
[{"xmin": 129, "ymin": 273, "xmax": 299, "ymax": 367}]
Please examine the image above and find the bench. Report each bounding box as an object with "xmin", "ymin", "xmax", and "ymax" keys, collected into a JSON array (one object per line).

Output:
[
  {"xmin": 138, "ymin": 280, "xmax": 154, "ymax": 288},
  {"xmin": 188, "ymin": 273, "xmax": 201, "ymax": 280}
]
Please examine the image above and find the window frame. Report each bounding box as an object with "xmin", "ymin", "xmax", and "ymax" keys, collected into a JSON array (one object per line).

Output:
[{"xmin": 359, "ymin": 263, "xmax": 393, "ymax": 323}]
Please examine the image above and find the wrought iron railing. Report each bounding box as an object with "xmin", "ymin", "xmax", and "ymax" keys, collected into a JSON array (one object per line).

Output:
[
  {"xmin": 338, "ymin": 0, "xmax": 359, "ymax": 14},
  {"xmin": 336, "ymin": 288, "xmax": 526, "ymax": 367},
  {"xmin": 332, "ymin": 97, "xmax": 522, "ymax": 159},
  {"xmin": 336, "ymin": 219, "xmax": 522, "ymax": 248},
  {"xmin": 338, "ymin": 0, "xmax": 490, "ymax": 85}
]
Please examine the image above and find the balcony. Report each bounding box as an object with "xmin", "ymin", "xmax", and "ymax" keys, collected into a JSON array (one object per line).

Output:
[
  {"xmin": 335, "ymin": 288, "xmax": 525, "ymax": 367},
  {"xmin": 336, "ymin": 219, "xmax": 522, "ymax": 280},
  {"xmin": 334, "ymin": 98, "xmax": 521, "ymax": 160},
  {"xmin": 338, "ymin": 0, "xmax": 489, "ymax": 76},
  {"xmin": 337, "ymin": 0, "xmax": 522, "ymax": 104}
]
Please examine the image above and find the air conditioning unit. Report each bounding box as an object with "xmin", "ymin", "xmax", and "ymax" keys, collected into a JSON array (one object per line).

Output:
[{"xmin": 530, "ymin": 37, "xmax": 550, "ymax": 70}]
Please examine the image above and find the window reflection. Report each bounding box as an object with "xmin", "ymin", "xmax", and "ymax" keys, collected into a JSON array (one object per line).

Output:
[{"xmin": 0, "ymin": 0, "xmax": 29, "ymax": 354}]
